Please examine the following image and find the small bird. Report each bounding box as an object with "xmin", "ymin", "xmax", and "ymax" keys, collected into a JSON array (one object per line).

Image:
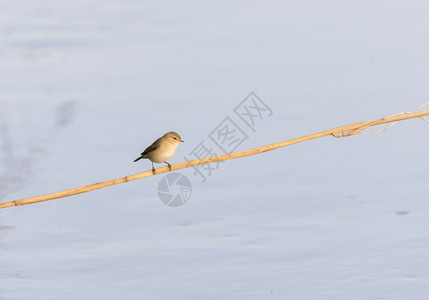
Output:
[{"xmin": 133, "ymin": 131, "xmax": 184, "ymax": 174}]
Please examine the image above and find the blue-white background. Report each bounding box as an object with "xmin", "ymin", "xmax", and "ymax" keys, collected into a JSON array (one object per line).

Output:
[{"xmin": 1, "ymin": 1, "xmax": 429, "ymax": 299}]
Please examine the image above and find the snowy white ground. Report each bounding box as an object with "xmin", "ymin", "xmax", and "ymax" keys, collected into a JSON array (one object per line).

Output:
[{"xmin": 1, "ymin": 1, "xmax": 429, "ymax": 299}]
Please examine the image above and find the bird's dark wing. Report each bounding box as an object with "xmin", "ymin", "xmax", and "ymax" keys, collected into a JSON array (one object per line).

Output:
[{"xmin": 141, "ymin": 137, "xmax": 161, "ymax": 156}]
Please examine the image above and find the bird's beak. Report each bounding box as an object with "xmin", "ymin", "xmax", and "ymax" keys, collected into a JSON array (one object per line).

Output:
[{"xmin": 181, "ymin": 140, "xmax": 185, "ymax": 143}]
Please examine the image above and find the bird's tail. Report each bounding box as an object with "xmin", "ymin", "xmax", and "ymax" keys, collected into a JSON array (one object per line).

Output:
[{"xmin": 133, "ymin": 156, "xmax": 143, "ymax": 162}]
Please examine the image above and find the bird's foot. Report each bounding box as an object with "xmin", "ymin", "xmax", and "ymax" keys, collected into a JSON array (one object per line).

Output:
[
  {"xmin": 152, "ymin": 167, "xmax": 156, "ymax": 175},
  {"xmin": 166, "ymin": 162, "xmax": 172, "ymax": 171}
]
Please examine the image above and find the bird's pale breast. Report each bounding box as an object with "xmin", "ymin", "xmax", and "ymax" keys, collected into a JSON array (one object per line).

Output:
[{"xmin": 148, "ymin": 142, "xmax": 179, "ymax": 163}]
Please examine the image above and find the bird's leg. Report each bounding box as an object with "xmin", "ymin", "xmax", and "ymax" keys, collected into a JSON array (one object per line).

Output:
[
  {"xmin": 151, "ymin": 162, "xmax": 156, "ymax": 174},
  {"xmin": 165, "ymin": 161, "xmax": 172, "ymax": 171}
]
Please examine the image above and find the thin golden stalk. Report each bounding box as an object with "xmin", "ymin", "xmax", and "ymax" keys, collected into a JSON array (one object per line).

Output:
[{"xmin": 0, "ymin": 106, "xmax": 428, "ymax": 209}]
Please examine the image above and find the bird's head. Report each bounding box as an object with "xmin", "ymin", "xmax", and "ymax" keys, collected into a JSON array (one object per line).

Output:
[{"xmin": 164, "ymin": 131, "xmax": 184, "ymax": 144}]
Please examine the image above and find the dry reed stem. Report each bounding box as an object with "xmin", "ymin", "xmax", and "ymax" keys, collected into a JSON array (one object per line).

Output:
[{"xmin": 1, "ymin": 106, "xmax": 428, "ymax": 209}]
